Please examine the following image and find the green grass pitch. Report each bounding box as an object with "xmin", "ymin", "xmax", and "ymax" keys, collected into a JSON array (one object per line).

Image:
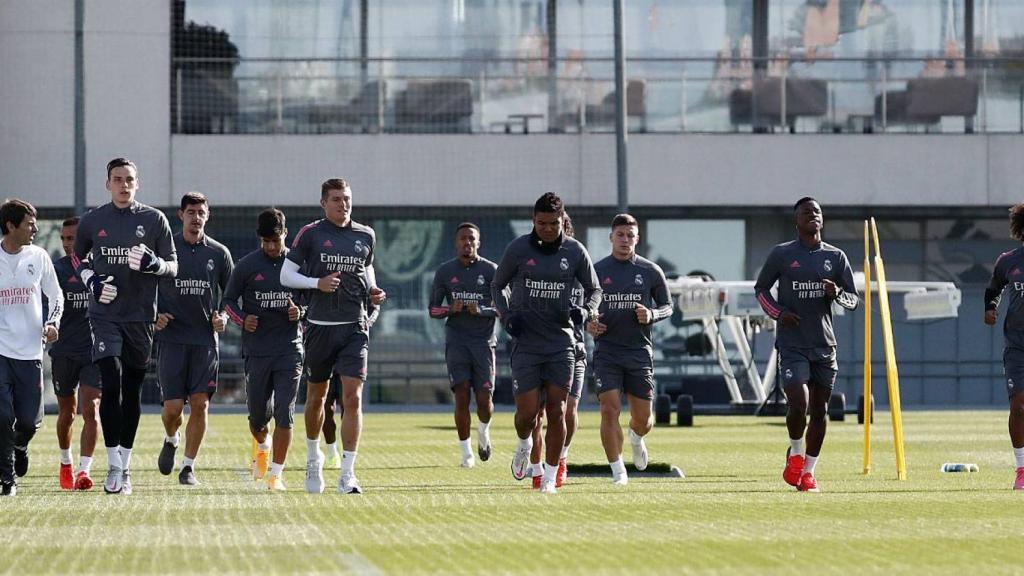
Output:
[{"xmin": 3, "ymin": 409, "xmax": 1020, "ymax": 575}]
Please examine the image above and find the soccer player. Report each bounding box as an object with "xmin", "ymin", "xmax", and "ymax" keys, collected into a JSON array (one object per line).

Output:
[
  {"xmin": 154, "ymin": 192, "xmax": 232, "ymax": 486},
  {"xmin": 224, "ymin": 208, "xmax": 302, "ymax": 491},
  {"xmin": 755, "ymin": 197, "xmax": 858, "ymax": 492},
  {"xmin": 281, "ymin": 178, "xmax": 386, "ymax": 494},
  {"xmin": 429, "ymin": 222, "xmax": 500, "ymax": 468},
  {"xmin": 50, "ymin": 216, "xmax": 102, "ymax": 490},
  {"xmin": 73, "ymin": 158, "xmax": 178, "ymax": 495},
  {"xmin": 492, "ymin": 192, "xmax": 601, "ymax": 494},
  {"xmin": 0, "ymin": 199, "xmax": 63, "ymax": 496},
  {"xmin": 983, "ymin": 203, "xmax": 1024, "ymax": 490},
  {"xmin": 322, "ymin": 374, "xmax": 342, "ymax": 470},
  {"xmin": 587, "ymin": 214, "xmax": 673, "ymax": 485}
]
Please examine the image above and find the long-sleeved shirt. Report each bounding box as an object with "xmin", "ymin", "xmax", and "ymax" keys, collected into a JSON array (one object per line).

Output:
[
  {"xmin": 0, "ymin": 244, "xmax": 62, "ymax": 360},
  {"xmin": 491, "ymin": 232, "xmax": 601, "ymax": 353},
  {"xmin": 156, "ymin": 233, "xmax": 233, "ymax": 347},
  {"xmin": 49, "ymin": 255, "xmax": 91, "ymax": 359},
  {"xmin": 754, "ymin": 238, "xmax": 859, "ymax": 349},
  {"xmin": 429, "ymin": 257, "xmax": 500, "ymax": 346},
  {"xmin": 72, "ymin": 200, "xmax": 177, "ymax": 322},
  {"xmin": 283, "ymin": 218, "xmax": 376, "ymax": 325},
  {"xmin": 224, "ymin": 248, "xmax": 303, "ymax": 357},
  {"xmin": 592, "ymin": 253, "xmax": 673, "ymax": 353},
  {"xmin": 984, "ymin": 246, "xmax": 1024, "ymax": 350}
]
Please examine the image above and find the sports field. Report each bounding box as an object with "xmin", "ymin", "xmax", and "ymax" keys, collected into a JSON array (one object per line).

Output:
[{"xmin": 3, "ymin": 409, "xmax": 1019, "ymax": 575}]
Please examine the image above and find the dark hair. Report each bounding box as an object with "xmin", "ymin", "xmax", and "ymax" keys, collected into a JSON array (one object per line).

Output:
[
  {"xmin": 563, "ymin": 212, "xmax": 575, "ymax": 238},
  {"xmin": 106, "ymin": 157, "xmax": 138, "ymax": 179},
  {"xmin": 180, "ymin": 191, "xmax": 208, "ymax": 211},
  {"xmin": 611, "ymin": 213, "xmax": 638, "ymax": 229},
  {"xmin": 321, "ymin": 178, "xmax": 350, "ymax": 200},
  {"xmin": 1010, "ymin": 204, "xmax": 1024, "ymax": 242},
  {"xmin": 793, "ymin": 196, "xmax": 818, "ymax": 211},
  {"xmin": 62, "ymin": 216, "xmax": 81, "ymax": 228},
  {"xmin": 0, "ymin": 198, "xmax": 37, "ymax": 236},
  {"xmin": 533, "ymin": 192, "xmax": 564, "ymax": 215},
  {"xmin": 456, "ymin": 222, "xmax": 480, "ymax": 235},
  {"xmin": 257, "ymin": 208, "xmax": 287, "ymax": 238}
]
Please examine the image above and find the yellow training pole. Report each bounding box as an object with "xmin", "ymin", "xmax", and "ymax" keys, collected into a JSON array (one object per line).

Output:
[
  {"xmin": 870, "ymin": 218, "xmax": 908, "ymax": 480},
  {"xmin": 863, "ymin": 220, "xmax": 872, "ymax": 475}
]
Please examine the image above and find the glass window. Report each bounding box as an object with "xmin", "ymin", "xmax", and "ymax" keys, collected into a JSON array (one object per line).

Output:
[{"xmin": 646, "ymin": 220, "xmax": 745, "ymax": 280}]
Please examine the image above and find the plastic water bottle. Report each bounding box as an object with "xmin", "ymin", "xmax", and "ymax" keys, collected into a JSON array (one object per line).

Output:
[{"xmin": 940, "ymin": 463, "xmax": 979, "ymax": 473}]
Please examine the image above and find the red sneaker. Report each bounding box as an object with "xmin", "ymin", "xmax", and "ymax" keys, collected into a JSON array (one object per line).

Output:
[
  {"xmin": 798, "ymin": 472, "xmax": 820, "ymax": 492},
  {"xmin": 1014, "ymin": 467, "xmax": 1024, "ymax": 490},
  {"xmin": 60, "ymin": 463, "xmax": 74, "ymax": 490},
  {"xmin": 783, "ymin": 449, "xmax": 805, "ymax": 487},
  {"xmin": 532, "ymin": 473, "xmax": 542, "ymax": 490},
  {"xmin": 74, "ymin": 470, "xmax": 94, "ymax": 491},
  {"xmin": 555, "ymin": 458, "xmax": 567, "ymax": 488}
]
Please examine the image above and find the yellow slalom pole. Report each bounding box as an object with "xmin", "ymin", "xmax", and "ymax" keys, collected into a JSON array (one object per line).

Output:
[
  {"xmin": 862, "ymin": 220, "xmax": 872, "ymax": 475},
  {"xmin": 870, "ymin": 218, "xmax": 908, "ymax": 480}
]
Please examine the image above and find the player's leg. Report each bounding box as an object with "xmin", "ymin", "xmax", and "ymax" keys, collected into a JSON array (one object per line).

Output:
[
  {"xmin": 800, "ymin": 347, "xmax": 838, "ymax": 492},
  {"xmin": 116, "ymin": 322, "xmax": 155, "ymax": 495},
  {"xmin": 512, "ymin": 375, "xmax": 541, "ymax": 482},
  {"xmin": 0, "ymin": 359, "xmax": 16, "ymax": 495},
  {"xmin": 541, "ymin": 383, "xmax": 569, "ymax": 494},
  {"xmin": 52, "ymin": 356, "xmax": 79, "ymax": 489},
  {"xmin": 245, "ymin": 355, "xmax": 272, "ymax": 480},
  {"xmin": 625, "ymin": 361, "xmax": 655, "ymax": 472},
  {"xmin": 473, "ymin": 345, "xmax": 496, "ymax": 461},
  {"xmin": 266, "ymin": 354, "xmax": 301, "ymax": 491},
  {"xmin": 595, "ymin": 353, "xmax": 627, "ymax": 483},
  {"xmin": 322, "ymin": 374, "xmax": 340, "ymax": 469},
  {"xmin": 92, "ymin": 318, "xmax": 126, "ymax": 492},
  {"xmin": 179, "ymin": 345, "xmax": 218, "ymax": 485},
  {"xmin": 1003, "ymin": 349, "xmax": 1024, "ymax": 489},
  {"xmin": 335, "ymin": 324, "xmax": 369, "ymax": 494},
  {"xmin": 76, "ymin": 373, "xmax": 101, "ymax": 490},
  {"xmin": 302, "ymin": 324, "xmax": 336, "ymax": 494},
  {"xmin": 780, "ymin": 348, "xmax": 811, "ymax": 489},
  {"xmin": 11, "ymin": 359, "xmax": 44, "ymax": 486},
  {"xmin": 157, "ymin": 342, "xmax": 186, "ymax": 476},
  {"xmin": 530, "ymin": 408, "xmax": 544, "ymax": 488},
  {"xmin": 452, "ymin": 381, "xmax": 474, "ymax": 467},
  {"xmin": 558, "ymin": 348, "xmax": 585, "ymax": 487}
]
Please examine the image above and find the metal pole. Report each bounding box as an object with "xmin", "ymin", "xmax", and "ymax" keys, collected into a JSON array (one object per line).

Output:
[
  {"xmin": 613, "ymin": 0, "xmax": 628, "ymax": 213},
  {"xmin": 74, "ymin": 0, "xmax": 86, "ymax": 214},
  {"xmin": 359, "ymin": 0, "xmax": 368, "ymax": 87},
  {"xmin": 547, "ymin": 0, "xmax": 558, "ymax": 132}
]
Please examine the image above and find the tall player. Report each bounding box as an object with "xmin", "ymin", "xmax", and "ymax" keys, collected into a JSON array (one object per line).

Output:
[
  {"xmin": 281, "ymin": 178, "xmax": 386, "ymax": 494},
  {"xmin": 73, "ymin": 158, "xmax": 178, "ymax": 495}
]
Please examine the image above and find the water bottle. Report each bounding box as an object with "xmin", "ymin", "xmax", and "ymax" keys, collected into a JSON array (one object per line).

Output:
[{"xmin": 940, "ymin": 463, "xmax": 979, "ymax": 473}]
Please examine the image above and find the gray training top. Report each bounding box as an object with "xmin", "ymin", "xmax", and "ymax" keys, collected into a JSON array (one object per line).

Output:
[
  {"xmin": 754, "ymin": 238, "xmax": 859, "ymax": 349},
  {"xmin": 49, "ymin": 255, "xmax": 92, "ymax": 359},
  {"xmin": 492, "ymin": 232, "xmax": 602, "ymax": 354},
  {"xmin": 985, "ymin": 246, "xmax": 1024, "ymax": 350},
  {"xmin": 430, "ymin": 257, "xmax": 500, "ymax": 346},
  {"xmin": 593, "ymin": 253, "xmax": 673, "ymax": 353},
  {"xmin": 286, "ymin": 218, "xmax": 376, "ymax": 324},
  {"xmin": 156, "ymin": 233, "xmax": 233, "ymax": 347},
  {"xmin": 224, "ymin": 248, "xmax": 304, "ymax": 357},
  {"xmin": 72, "ymin": 200, "xmax": 177, "ymax": 323}
]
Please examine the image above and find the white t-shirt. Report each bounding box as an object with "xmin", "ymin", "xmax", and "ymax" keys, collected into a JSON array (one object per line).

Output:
[{"xmin": 0, "ymin": 244, "xmax": 62, "ymax": 360}]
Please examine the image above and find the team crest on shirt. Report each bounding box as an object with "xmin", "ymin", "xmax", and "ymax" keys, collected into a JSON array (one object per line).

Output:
[
  {"xmin": 634, "ymin": 274, "xmax": 643, "ymax": 286},
  {"xmin": 477, "ymin": 275, "xmax": 485, "ymax": 286},
  {"xmin": 27, "ymin": 264, "xmax": 35, "ymax": 276},
  {"xmin": 559, "ymin": 257, "xmax": 569, "ymax": 271},
  {"xmin": 135, "ymin": 225, "xmax": 146, "ymax": 238},
  {"xmin": 354, "ymin": 239, "xmax": 368, "ymax": 257},
  {"xmin": 823, "ymin": 259, "xmax": 832, "ymax": 273},
  {"xmin": 784, "ymin": 368, "xmax": 793, "ymax": 380},
  {"xmin": 97, "ymin": 342, "xmax": 106, "ymax": 353},
  {"xmin": 206, "ymin": 259, "xmax": 215, "ymax": 271}
]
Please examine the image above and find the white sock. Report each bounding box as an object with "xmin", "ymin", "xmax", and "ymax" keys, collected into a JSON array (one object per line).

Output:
[
  {"xmin": 106, "ymin": 447, "xmax": 122, "ymax": 470},
  {"xmin": 182, "ymin": 457, "xmax": 195, "ymax": 470},
  {"xmin": 459, "ymin": 439, "xmax": 472, "ymax": 458},
  {"xmin": 307, "ymin": 438, "xmax": 321, "ymax": 460},
  {"xmin": 79, "ymin": 455, "xmax": 93, "ymax": 474},
  {"xmin": 790, "ymin": 437, "xmax": 805, "ymax": 457},
  {"xmin": 1014, "ymin": 447, "xmax": 1024, "ymax": 468},
  {"xmin": 542, "ymin": 461, "xmax": 558, "ymax": 484},
  {"xmin": 342, "ymin": 450, "xmax": 358, "ymax": 478},
  {"xmin": 118, "ymin": 447, "xmax": 132, "ymax": 470},
  {"xmin": 59, "ymin": 448, "xmax": 73, "ymax": 466},
  {"xmin": 325, "ymin": 441, "xmax": 339, "ymax": 456},
  {"xmin": 269, "ymin": 462, "xmax": 284, "ymax": 477},
  {"xmin": 610, "ymin": 457, "xmax": 627, "ymax": 478},
  {"xmin": 477, "ymin": 421, "xmax": 491, "ymax": 446},
  {"xmin": 560, "ymin": 444, "xmax": 570, "ymax": 459},
  {"xmin": 166, "ymin": 433, "xmax": 180, "ymax": 448},
  {"xmin": 531, "ymin": 462, "xmax": 543, "ymax": 477},
  {"xmin": 517, "ymin": 436, "xmax": 532, "ymax": 451},
  {"xmin": 630, "ymin": 428, "xmax": 645, "ymax": 444},
  {"xmin": 804, "ymin": 454, "xmax": 818, "ymax": 474},
  {"xmin": 258, "ymin": 441, "xmax": 271, "ymax": 452}
]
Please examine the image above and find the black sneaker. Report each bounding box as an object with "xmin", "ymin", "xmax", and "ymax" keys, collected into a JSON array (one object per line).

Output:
[
  {"xmin": 0, "ymin": 480, "xmax": 15, "ymax": 496},
  {"xmin": 178, "ymin": 465, "xmax": 199, "ymax": 486},
  {"xmin": 158, "ymin": 441, "xmax": 177, "ymax": 475},
  {"xmin": 13, "ymin": 447, "xmax": 28, "ymax": 478}
]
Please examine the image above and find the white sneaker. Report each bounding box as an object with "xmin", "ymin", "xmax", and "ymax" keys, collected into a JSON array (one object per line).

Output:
[
  {"xmin": 511, "ymin": 446, "xmax": 531, "ymax": 481},
  {"xmin": 630, "ymin": 434, "xmax": 649, "ymax": 472},
  {"xmin": 305, "ymin": 451, "xmax": 325, "ymax": 494},
  {"xmin": 103, "ymin": 466, "xmax": 123, "ymax": 494},
  {"xmin": 540, "ymin": 479, "xmax": 557, "ymax": 494},
  {"xmin": 337, "ymin": 475, "xmax": 362, "ymax": 494},
  {"xmin": 461, "ymin": 454, "xmax": 476, "ymax": 469},
  {"xmin": 120, "ymin": 470, "xmax": 133, "ymax": 495},
  {"xmin": 612, "ymin": 474, "xmax": 629, "ymax": 486}
]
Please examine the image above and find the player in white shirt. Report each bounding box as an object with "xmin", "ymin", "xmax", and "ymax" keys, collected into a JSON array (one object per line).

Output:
[{"xmin": 0, "ymin": 199, "xmax": 63, "ymax": 496}]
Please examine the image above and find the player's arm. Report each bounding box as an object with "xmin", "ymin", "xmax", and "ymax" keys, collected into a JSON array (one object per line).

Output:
[
  {"xmin": 40, "ymin": 255, "xmax": 64, "ymax": 333},
  {"xmin": 71, "ymin": 217, "xmax": 117, "ymax": 304},
  {"xmin": 132, "ymin": 213, "xmax": 178, "ymax": 277},
  {"xmin": 491, "ymin": 247, "xmax": 521, "ymax": 335},
  {"xmin": 428, "ymin": 268, "xmax": 450, "ymax": 319},
  {"xmin": 574, "ymin": 249, "xmax": 602, "ymax": 323},
  {"xmin": 222, "ymin": 261, "xmax": 247, "ymax": 328},
  {"xmin": 754, "ymin": 248, "xmax": 791, "ymax": 322},
  {"xmin": 831, "ymin": 252, "xmax": 859, "ymax": 311},
  {"xmin": 985, "ymin": 254, "xmax": 1010, "ymax": 325},
  {"xmin": 647, "ymin": 265, "xmax": 674, "ymax": 324}
]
